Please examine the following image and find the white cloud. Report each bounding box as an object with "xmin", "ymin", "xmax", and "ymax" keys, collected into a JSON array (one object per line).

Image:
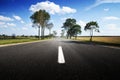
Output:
[
  {"xmin": 7, "ymin": 23, "xmax": 16, "ymax": 27},
  {"xmin": 13, "ymin": 15, "xmax": 25, "ymax": 24},
  {"xmin": 77, "ymin": 20, "xmax": 86, "ymax": 28},
  {"xmin": 0, "ymin": 22, "xmax": 5, "ymax": 25},
  {"xmin": 77, "ymin": 20, "xmax": 90, "ymax": 36},
  {"xmin": 0, "ymin": 22, "xmax": 16, "ymax": 28},
  {"xmin": 96, "ymin": 18, "xmax": 120, "ymax": 36},
  {"xmin": 21, "ymin": 20, "xmax": 25, "ymax": 24},
  {"xmin": 0, "ymin": 24, "xmax": 7, "ymax": 28},
  {"xmin": 21, "ymin": 23, "xmax": 32, "ymax": 30},
  {"xmin": 0, "ymin": 25, "xmax": 7, "ymax": 28},
  {"xmin": 61, "ymin": 7, "xmax": 76, "ymax": 14},
  {"xmin": 13, "ymin": 15, "xmax": 21, "ymax": 21},
  {"xmin": 103, "ymin": 16, "xmax": 120, "ymax": 20},
  {"xmin": 86, "ymin": 0, "xmax": 120, "ymax": 10},
  {"xmin": 22, "ymin": 27, "xmax": 28, "ymax": 30},
  {"xmin": 0, "ymin": 15, "xmax": 14, "ymax": 21},
  {"xmin": 60, "ymin": 17, "xmax": 70, "ymax": 22},
  {"xmin": 24, "ymin": 23, "xmax": 32, "ymax": 27},
  {"xmin": 102, "ymin": 23, "xmax": 120, "ymax": 35},
  {"xmin": 106, "ymin": 24, "xmax": 117, "ymax": 29},
  {"xmin": 29, "ymin": 1, "xmax": 76, "ymax": 14},
  {"xmin": 104, "ymin": 8, "xmax": 109, "ymax": 11}
]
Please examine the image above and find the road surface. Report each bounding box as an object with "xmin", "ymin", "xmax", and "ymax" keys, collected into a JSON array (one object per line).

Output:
[{"xmin": 0, "ymin": 38, "xmax": 120, "ymax": 80}]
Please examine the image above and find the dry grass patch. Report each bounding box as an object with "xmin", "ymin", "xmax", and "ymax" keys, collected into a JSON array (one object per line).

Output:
[{"xmin": 74, "ymin": 36, "xmax": 120, "ymax": 44}]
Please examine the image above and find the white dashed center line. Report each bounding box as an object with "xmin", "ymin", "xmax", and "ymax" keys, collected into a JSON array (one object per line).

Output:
[{"xmin": 58, "ymin": 46, "xmax": 65, "ymax": 64}]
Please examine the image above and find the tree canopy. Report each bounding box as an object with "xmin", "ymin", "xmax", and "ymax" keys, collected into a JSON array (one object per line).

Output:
[
  {"xmin": 68, "ymin": 24, "xmax": 81, "ymax": 39},
  {"xmin": 62, "ymin": 18, "xmax": 81, "ymax": 39},
  {"xmin": 84, "ymin": 21, "xmax": 99, "ymax": 31},
  {"xmin": 30, "ymin": 10, "xmax": 50, "ymax": 39},
  {"xmin": 84, "ymin": 21, "xmax": 99, "ymax": 41},
  {"xmin": 62, "ymin": 18, "xmax": 76, "ymax": 30}
]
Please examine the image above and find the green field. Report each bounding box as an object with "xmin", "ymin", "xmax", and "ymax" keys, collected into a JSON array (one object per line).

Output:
[
  {"xmin": 0, "ymin": 38, "xmax": 40, "ymax": 45},
  {"xmin": 73, "ymin": 36, "xmax": 120, "ymax": 44}
]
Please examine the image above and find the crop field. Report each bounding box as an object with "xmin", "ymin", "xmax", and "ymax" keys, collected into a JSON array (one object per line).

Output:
[{"xmin": 74, "ymin": 36, "xmax": 120, "ymax": 44}]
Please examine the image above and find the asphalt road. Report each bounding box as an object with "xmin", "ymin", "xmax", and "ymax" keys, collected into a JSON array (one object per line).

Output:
[{"xmin": 0, "ymin": 38, "xmax": 120, "ymax": 80}]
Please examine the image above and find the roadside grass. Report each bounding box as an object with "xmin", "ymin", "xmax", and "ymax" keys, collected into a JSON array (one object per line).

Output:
[
  {"xmin": 72, "ymin": 36, "xmax": 120, "ymax": 46},
  {"xmin": 0, "ymin": 38, "xmax": 38, "ymax": 45},
  {"xmin": 0, "ymin": 37, "xmax": 51, "ymax": 45}
]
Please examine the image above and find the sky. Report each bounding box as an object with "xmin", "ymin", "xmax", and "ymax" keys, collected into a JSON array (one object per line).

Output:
[{"xmin": 0, "ymin": 0, "xmax": 120, "ymax": 36}]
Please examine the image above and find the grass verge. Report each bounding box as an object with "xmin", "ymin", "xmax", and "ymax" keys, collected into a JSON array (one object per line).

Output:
[{"xmin": 0, "ymin": 38, "xmax": 49, "ymax": 45}]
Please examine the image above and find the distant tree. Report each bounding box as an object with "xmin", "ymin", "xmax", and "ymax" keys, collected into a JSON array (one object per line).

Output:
[
  {"xmin": 53, "ymin": 31, "xmax": 57, "ymax": 37},
  {"xmin": 30, "ymin": 10, "xmax": 50, "ymax": 39},
  {"xmin": 62, "ymin": 18, "xmax": 76, "ymax": 39},
  {"xmin": 12, "ymin": 34, "xmax": 16, "ymax": 39},
  {"xmin": 84, "ymin": 21, "xmax": 99, "ymax": 41},
  {"xmin": 21, "ymin": 35, "xmax": 25, "ymax": 37},
  {"xmin": 46, "ymin": 23, "xmax": 53, "ymax": 36},
  {"xmin": 68, "ymin": 24, "xmax": 81, "ymax": 39},
  {"xmin": 61, "ymin": 29, "xmax": 65, "ymax": 37},
  {"xmin": 2, "ymin": 34, "xmax": 6, "ymax": 39}
]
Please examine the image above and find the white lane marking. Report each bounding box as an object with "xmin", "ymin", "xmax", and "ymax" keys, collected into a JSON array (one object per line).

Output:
[{"xmin": 58, "ymin": 46, "xmax": 65, "ymax": 64}]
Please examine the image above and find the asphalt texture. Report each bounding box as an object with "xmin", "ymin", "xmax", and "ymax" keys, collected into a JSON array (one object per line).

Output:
[{"xmin": 0, "ymin": 38, "xmax": 120, "ymax": 80}]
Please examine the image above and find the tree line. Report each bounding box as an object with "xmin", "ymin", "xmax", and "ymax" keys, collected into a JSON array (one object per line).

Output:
[
  {"xmin": 30, "ymin": 9, "xmax": 99, "ymax": 41},
  {"xmin": 61, "ymin": 18, "xmax": 99, "ymax": 41},
  {"xmin": 0, "ymin": 34, "xmax": 37, "ymax": 39}
]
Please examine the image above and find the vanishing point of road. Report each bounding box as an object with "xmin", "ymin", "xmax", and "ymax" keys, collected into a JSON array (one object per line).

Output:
[{"xmin": 0, "ymin": 38, "xmax": 120, "ymax": 80}]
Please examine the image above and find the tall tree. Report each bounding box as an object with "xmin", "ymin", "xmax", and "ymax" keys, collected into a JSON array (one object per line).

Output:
[
  {"xmin": 84, "ymin": 21, "xmax": 99, "ymax": 41},
  {"xmin": 68, "ymin": 24, "xmax": 81, "ymax": 39},
  {"xmin": 62, "ymin": 18, "xmax": 76, "ymax": 39},
  {"xmin": 30, "ymin": 10, "xmax": 50, "ymax": 39},
  {"xmin": 46, "ymin": 23, "xmax": 53, "ymax": 35}
]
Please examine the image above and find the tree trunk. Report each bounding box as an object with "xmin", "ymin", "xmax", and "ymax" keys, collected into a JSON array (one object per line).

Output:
[
  {"xmin": 38, "ymin": 27, "xmax": 40, "ymax": 40},
  {"xmin": 90, "ymin": 29, "xmax": 93, "ymax": 41},
  {"xmin": 75, "ymin": 34, "xmax": 77, "ymax": 40},
  {"xmin": 49, "ymin": 29, "xmax": 51, "ymax": 38},
  {"xmin": 70, "ymin": 35, "xmax": 71, "ymax": 39},
  {"xmin": 67, "ymin": 34, "xmax": 69, "ymax": 39},
  {"xmin": 43, "ymin": 27, "xmax": 45, "ymax": 39},
  {"xmin": 49, "ymin": 29, "xmax": 51, "ymax": 35},
  {"xmin": 41, "ymin": 27, "xmax": 43, "ymax": 39},
  {"xmin": 41, "ymin": 26, "xmax": 45, "ymax": 39},
  {"xmin": 90, "ymin": 36, "xmax": 92, "ymax": 42}
]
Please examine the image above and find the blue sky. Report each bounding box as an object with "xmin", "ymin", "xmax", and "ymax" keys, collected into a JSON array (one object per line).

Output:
[{"xmin": 0, "ymin": 0, "xmax": 120, "ymax": 36}]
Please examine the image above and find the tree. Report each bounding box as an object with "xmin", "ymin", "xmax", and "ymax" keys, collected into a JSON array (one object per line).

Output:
[
  {"xmin": 12, "ymin": 34, "xmax": 16, "ymax": 39},
  {"xmin": 68, "ymin": 24, "xmax": 81, "ymax": 39},
  {"xmin": 53, "ymin": 31, "xmax": 57, "ymax": 37},
  {"xmin": 84, "ymin": 21, "xmax": 99, "ymax": 41},
  {"xmin": 62, "ymin": 18, "xmax": 76, "ymax": 39},
  {"xmin": 30, "ymin": 10, "xmax": 50, "ymax": 39},
  {"xmin": 46, "ymin": 23, "xmax": 53, "ymax": 36},
  {"xmin": 61, "ymin": 29, "xmax": 65, "ymax": 37}
]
